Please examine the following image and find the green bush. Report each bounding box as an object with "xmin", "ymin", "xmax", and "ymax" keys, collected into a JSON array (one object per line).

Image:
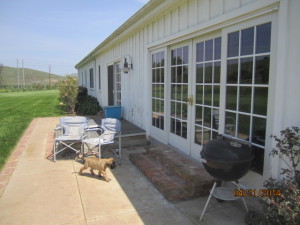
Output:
[
  {"xmin": 262, "ymin": 127, "xmax": 300, "ymax": 225},
  {"xmin": 76, "ymin": 95, "xmax": 101, "ymax": 115}
]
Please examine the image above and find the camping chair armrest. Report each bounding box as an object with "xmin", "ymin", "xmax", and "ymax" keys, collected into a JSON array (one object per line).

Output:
[{"xmin": 82, "ymin": 126, "xmax": 105, "ymax": 139}]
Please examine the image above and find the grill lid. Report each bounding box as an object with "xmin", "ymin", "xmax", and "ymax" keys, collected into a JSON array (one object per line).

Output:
[{"xmin": 200, "ymin": 139, "xmax": 254, "ymax": 163}]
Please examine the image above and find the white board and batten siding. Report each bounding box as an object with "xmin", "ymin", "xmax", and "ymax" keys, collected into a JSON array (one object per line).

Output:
[{"xmin": 77, "ymin": 0, "xmax": 300, "ymax": 188}]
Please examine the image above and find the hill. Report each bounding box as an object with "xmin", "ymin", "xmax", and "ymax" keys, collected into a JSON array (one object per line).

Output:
[{"xmin": 0, "ymin": 66, "xmax": 66, "ymax": 86}]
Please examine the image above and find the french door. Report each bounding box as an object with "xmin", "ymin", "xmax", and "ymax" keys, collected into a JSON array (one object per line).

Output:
[{"xmin": 167, "ymin": 37, "xmax": 221, "ymax": 158}]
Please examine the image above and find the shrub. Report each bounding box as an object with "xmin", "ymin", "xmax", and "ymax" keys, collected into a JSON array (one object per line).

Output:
[
  {"xmin": 262, "ymin": 127, "xmax": 300, "ymax": 225},
  {"xmin": 77, "ymin": 86, "xmax": 88, "ymax": 99},
  {"xmin": 76, "ymin": 95, "xmax": 101, "ymax": 115},
  {"xmin": 58, "ymin": 76, "xmax": 78, "ymax": 115}
]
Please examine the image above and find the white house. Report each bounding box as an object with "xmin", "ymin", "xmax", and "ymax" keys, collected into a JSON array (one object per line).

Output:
[{"xmin": 75, "ymin": 0, "xmax": 300, "ymax": 189}]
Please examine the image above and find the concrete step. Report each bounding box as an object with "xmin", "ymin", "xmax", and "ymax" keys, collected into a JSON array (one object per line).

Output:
[{"xmin": 129, "ymin": 146, "xmax": 214, "ymax": 202}]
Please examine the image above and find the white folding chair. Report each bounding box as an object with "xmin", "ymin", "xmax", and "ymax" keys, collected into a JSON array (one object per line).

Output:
[
  {"xmin": 81, "ymin": 126, "xmax": 115, "ymax": 158},
  {"xmin": 53, "ymin": 116, "xmax": 88, "ymax": 161}
]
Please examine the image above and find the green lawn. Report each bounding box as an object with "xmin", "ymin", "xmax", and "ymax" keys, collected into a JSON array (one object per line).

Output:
[{"xmin": 0, "ymin": 90, "xmax": 65, "ymax": 170}]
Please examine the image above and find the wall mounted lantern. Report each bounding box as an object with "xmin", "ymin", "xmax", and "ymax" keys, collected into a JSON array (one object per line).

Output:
[{"xmin": 123, "ymin": 55, "xmax": 133, "ymax": 74}]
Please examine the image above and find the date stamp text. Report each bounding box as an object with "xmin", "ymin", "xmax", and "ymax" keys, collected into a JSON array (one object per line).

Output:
[{"xmin": 233, "ymin": 189, "xmax": 281, "ymax": 197}]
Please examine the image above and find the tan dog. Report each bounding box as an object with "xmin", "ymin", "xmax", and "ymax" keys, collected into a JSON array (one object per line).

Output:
[{"xmin": 78, "ymin": 156, "xmax": 116, "ymax": 182}]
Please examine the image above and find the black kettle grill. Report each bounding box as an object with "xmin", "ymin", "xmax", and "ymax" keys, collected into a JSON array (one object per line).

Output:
[
  {"xmin": 200, "ymin": 138, "xmax": 254, "ymax": 181},
  {"xmin": 199, "ymin": 137, "xmax": 254, "ymax": 222}
]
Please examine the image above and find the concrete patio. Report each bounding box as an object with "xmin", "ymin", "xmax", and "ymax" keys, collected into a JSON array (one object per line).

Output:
[{"xmin": 0, "ymin": 117, "xmax": 249, "ymax": 225}]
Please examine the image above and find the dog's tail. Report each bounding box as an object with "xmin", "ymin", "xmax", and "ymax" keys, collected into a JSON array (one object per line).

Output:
[{"xmin": 75, "ymin": 155, "xmax": 85, "ymax": 164}]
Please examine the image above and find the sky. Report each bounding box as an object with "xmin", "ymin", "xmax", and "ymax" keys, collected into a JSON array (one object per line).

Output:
[{"xmin": 0, "ymin": 0, "xmax": 149, "ymax": 76}]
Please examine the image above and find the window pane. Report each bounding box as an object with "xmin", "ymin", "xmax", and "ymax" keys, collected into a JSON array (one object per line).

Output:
[
  {"xmin": 196, "ymin": 85, "xmax": 203, "ymax": 104},
  {"xmin": 183, "ymin": 66, "xmax": 188, "ymax": 83},
  {"xmin": 214, "ymin": 37, "xmax": 221, "ymax": 60},
  {"xmin": 225, "ymin": 112, "xmax": 236, "ymax": 135},
  {"xmin": 203, "ymin": 107, "xmax": 211, "ymax": 128},
  {"xmin": 252, "ymin": 117, "xmax": 266, "ymax": 146},
  {"xmin": 240, "ymin": 57, "xmax": 253, "ymax": 84},
  {"xmin": 176, "ymin": 120, "xmax": 181, "ymax": 136},
  {"xmin": 171, "ymin": 101, "xmax": 176, "ymax": 116},
  {"xmin": 213, "ymin": 85, "xmax": 220, "ymax": 107},
  {"xmin": 250, "ymin": 146, "xmax": 264, "ymax": 175},
  {"xmin": 241, "ymin": 27, "xmax": 254, "ymax": 56},
  {"xmin": 212, "ymin": 109, "xmax": 219, "ymax": 130},
  {"xmin": 152, "ymin": 54, "xmax": 156, "ymax": 68},
  {"xmin": 177, "ymin": 48, "xmax": 183, "ymax": 65},
  {"xmin": 239, "ymin": 87, "xmax": 252, "ymax": 113},
  {"xmin": 159, "ymin": 116, "xmax": 164, "ymax": 130},
  {"xmin": 196, "ymin": 42, "xmax": 204, "ymax": 62},
  {"xmin": 214, "ymin": 61, "xmax": 221, "ymax": 83},
  {"xmin": 182, "ymin": 103, "xmax": 187, "ymax": 118},
  {"xmin": 177, "ymin": 66, "xmax": 182, "ymax": 83},
  {"xmin": 227, "ymin": 59, "xmax": 238, "ymax": 84},
  {"xmin": 204, "ymin": 63, "xmax": 213, "ymax": 83},
  {"xmin": 237, "ymin": 114, "xmax": 250, "ymax": 140},
  {"xmin": 182, "ymin": 121, "xmax": 187, "ymax": 138},
  {"xmin": 171, "ymin": 49, "xmax": 176, "ymax": 65},
  {"xmin": 155, "ymin": 68, "xmax": 160, "ymax": 82},
  {"xmin": 204, "ymin": 85, "xmax": 212, "ymax": 106},
  {"xmin": 170, "ymin": 118, "xmax": 176, "ymax": 134},
  {"xmin": 255, "ymin": 56, "xmax": 270, "ymax": 84},
  {"xmin": 226, "ymin": 86, "xmax": 237, "ymax": 110},
  {"xmin": 196, "ymin": 64, "xmax": 203, "ymax": 83},
  {"xmin": 152, "ymin": 69, "xmax": 155, "ymax": 83},
  {"xmin": 160, "ymin": 52, "xmax": 165, "ymax": 67},
  {"xmin": 160, "ymin": 85, "xmax": 164, "ymax": 99},
  {"xmin": 256, "ymin": 23, "xmax": 271, "ymax": 54},
  {"xmin": 202, "ymin": 128, "xmax": 211, "ymax": 145},
  {"xmin": 161, "ymin": 68, "xmax": 164, "ymax": 83},
  {"xmin": 194, "ymin": 126, "xmax": 202, "ymax": 145},
  {"xmin": 152, "ymin": 99, "xmax": 156, "ymax": 112},
  {"xmin": 171, "ymin": 85, "xmax": 175, "ymax": 100},
  {"xmin": 228, "ymin": 31, "xmax": 239, "ymax": 57},
  {"xmin": 205, "ymin": 39, "xmax": 213, "ymax": 61},
  {"xmin": 195, "ymin": 106, "xmax": 203, "ymax": 125},
  {"xmin": 171, "ymin": 67, "xmax": 176, "ymax": 83},
  {"xmin": 183, "ymin": 46, "xmax": 188, "ymax": 64},
  {"xmin": 156, "ymin": 52, "xmax": 161, "ymax": 67},
  {"xmin": 175, "ymin": 85, "xmax": 181, "ymax": 101},
  {"xmin": 254, "ymin": 87, "xmax": 268, "ymax": 115}
]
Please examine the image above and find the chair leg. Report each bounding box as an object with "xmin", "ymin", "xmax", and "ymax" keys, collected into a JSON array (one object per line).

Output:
[
  {"xmin": 53, "ymin": 140, "xmax": 56, "ymax": 162},
  {"xmin": 98, "ymin": 144, "xmax": 101, "ymax": 158},
  {"xmin": 118, "ymin": 135, "xmax": 121, "ymax": 164}
]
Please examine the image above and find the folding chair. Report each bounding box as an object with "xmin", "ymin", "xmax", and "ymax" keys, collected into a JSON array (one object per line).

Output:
[
  {"xmin": 102, "ymin": 118, "xmax": 121, "ymax": 164},
  {"xmin": 53, "ymin": 116, "xmax": 88, "ymax": 161},
  {"xmin": 81, "ymin": 118, "xmax": 122, "ymax": 164}
]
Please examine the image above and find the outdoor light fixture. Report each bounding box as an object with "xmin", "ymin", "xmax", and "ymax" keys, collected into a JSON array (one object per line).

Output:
[{"xmin": 123, "ymin": 55, "xmax": 133, "ymax": 74}]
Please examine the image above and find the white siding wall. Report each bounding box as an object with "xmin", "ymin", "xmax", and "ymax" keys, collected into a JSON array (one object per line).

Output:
[{"xmin": 89, "ymin": 0, "xmax": 271, "ymax": 130}]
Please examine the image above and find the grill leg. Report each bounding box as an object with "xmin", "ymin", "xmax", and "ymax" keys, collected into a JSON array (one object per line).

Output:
[
  {"xmin": 236, "ymin": 181, "xmax": 248, "ymax": 212},
  {"xmin": 199, "ymin": 181, "xmax": 217, "ymax": 222}
]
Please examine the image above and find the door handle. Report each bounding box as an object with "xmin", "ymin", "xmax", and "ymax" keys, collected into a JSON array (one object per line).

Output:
[{"xmin": 186, "ymin": 95, "xmax": 193, "ymax": 106}]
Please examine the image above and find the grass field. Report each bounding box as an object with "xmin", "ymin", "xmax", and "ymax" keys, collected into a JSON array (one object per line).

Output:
[{"xmin": 0, "ymin": 90, "xmax": 65, "ymax": 170}]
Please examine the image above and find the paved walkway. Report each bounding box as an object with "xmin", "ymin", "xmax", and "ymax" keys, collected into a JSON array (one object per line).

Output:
[{"xmin": 0, "ymin": 117, "xmax": 248, "ymax": 225}]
